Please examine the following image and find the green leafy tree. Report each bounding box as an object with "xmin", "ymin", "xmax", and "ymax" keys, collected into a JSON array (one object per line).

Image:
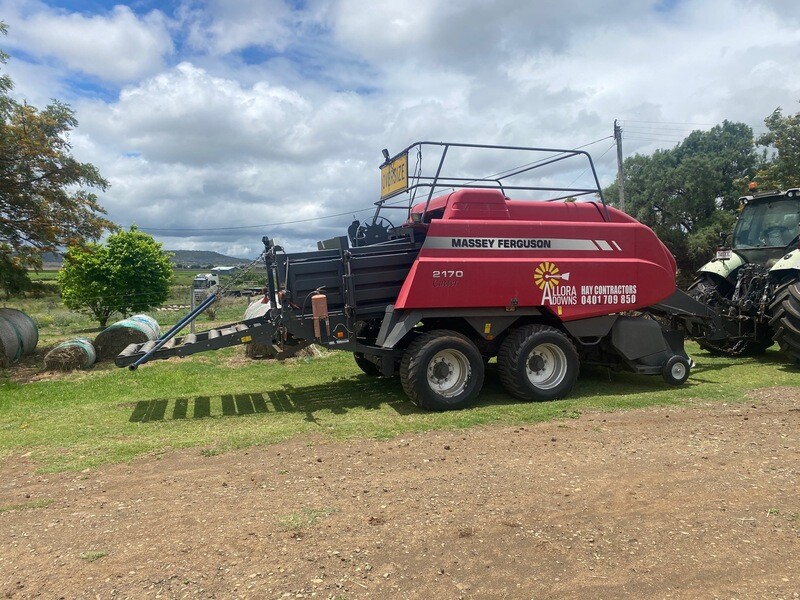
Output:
[
  {"xmin": 755, "ymin": 104, "xmax": 800, "ymax": 189},
  {"xmin": 605, "ymin": 121, "xmax": 757, "ymax": 275},
  {"xmin": 0, "ymin": 22, "xmax": 112, "ymax": 295},
  {"xmin": 58, "ymin": 228, "xmax": 173, "ymax": 327},
  {"xmin": 0, "ymin": 247, "xmax": 29, "ymax": 298}
]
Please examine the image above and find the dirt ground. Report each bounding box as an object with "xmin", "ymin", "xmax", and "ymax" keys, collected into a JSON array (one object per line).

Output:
[{"xmin": 1, "ymin": 390, "xmax": 798, "ymax": 600}]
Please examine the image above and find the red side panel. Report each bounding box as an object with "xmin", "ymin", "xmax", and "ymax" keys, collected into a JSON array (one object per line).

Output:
[{"xmin": 396, "ymin": 190, "xmax": 677, "ymax": 321}]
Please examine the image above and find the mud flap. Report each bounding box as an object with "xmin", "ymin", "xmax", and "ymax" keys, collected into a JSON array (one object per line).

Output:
[{"xmin": 610, "ymin": 317, "xmax": 692, "ymax": 374}]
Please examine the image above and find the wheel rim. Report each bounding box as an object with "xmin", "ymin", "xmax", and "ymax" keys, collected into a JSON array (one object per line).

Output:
[
  {"xmin": 427, "ymin": 349, "xmax": 471, "ymax": 398},
  {"xmin": 670, "ymin": 361, "xmax": 687, "ymax": 381},
  {"xmin": 525, "ymin": 343, "xmax": 568, "ymax": 390}
]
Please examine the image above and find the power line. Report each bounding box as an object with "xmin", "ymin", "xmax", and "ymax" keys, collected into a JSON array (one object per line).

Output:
[
  {"xmin": 622, "ymin": 118, "xmax": 769, "ymax": 129},
  {"xmin": 624, "ymin": 135, "xmax": 686, "ymax": 143},
  {"xmin": 137, "ymin": 207, "xmax": 375, "ymax": 233},
  {"xmin": 566, "ymin": 142, "xmax": 617, "ymax": 189},
  {"xmin": 132, "ymin": 137, "xmax": 615, "ymax": 234},
  {"xmin": 624, "ymin": 126, "xmax": 701, "ymax": 133}
]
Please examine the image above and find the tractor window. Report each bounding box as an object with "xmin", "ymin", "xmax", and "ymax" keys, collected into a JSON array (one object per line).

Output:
[{"xmin": 733, "ymin": 198, "xmax": 800, "ymax": 248}]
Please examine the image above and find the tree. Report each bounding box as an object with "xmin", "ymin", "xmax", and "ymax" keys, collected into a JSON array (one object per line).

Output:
[
  {"xmin": 754, "ymin": 104, "xmax": 800, "ymax": 190},
  {"xmin": 604, "ymin": 121, "xmax": 757, "ymax": 275},
  {"xmin": 0, "ymin": 22, "xmax": 113, "ymax": 295},
  {"xmin": 58, "ymin": 228, "xmax": 173, "ymax": 327}
]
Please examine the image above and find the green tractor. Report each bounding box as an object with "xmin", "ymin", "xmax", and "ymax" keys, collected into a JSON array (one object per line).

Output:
[{"xmin": 688, "ymin": 188, "xmax": 800, "ymax": 360}]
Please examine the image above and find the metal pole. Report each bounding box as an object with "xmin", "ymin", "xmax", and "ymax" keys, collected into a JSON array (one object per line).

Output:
[
  {"xmin": 129, "ymin": 292, "xmax": 219, "ymax": 370},
  {"xmin": 614, "ymin": 120, "xmax": 626, "ymax": 212},
  {"xmin": 189, "ymin": 286, "xmax": 196, "ymax": 333}
]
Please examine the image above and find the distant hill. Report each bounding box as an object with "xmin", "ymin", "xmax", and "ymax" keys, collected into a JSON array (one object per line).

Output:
[
  {"xmin": 167, "ymin": 250, "xmax": 253, "ymax": 268},
  {"xmin": 41, "ymin": 252, "xmax": 63, "ymax": 267},
  {"xmin": 39, "ymin": 250, "xmax": 253, "ymax": 269}
]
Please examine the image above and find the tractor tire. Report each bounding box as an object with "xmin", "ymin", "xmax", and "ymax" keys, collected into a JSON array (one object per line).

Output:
[
  {"xmin": 399, "ymin": 330, "xmax": 484, "ymax": 411},
  {"xmin": 769, "ymin": 273, "xmax": 800, "ymax": 363},
  {"xmin": 353, "ymin": 352, "xmax": 381, "ymax": 377},
  {"xmin": 687, "ymin": 275, "xmax": 770, "ymax": 356},
  {"xmin": 497, "ymin": 325, "xmax": 579, "ymax": 401}
]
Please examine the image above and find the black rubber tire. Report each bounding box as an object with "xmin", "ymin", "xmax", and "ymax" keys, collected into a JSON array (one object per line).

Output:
[
  {"xmin": 399, "ymin": 330, "xmax": 484, "ymax": 411},
  {"xmin": 353, "ymin": 352, "xmax": 381, "ymax": 377},
  {"xmin": 687, "ymin": 274, "xmax": 770, "ymax": 356},
  {"xmin": 662, "ymin": 355, "xmax": 690, "ymax": 386},
  {"xmin": 497, "ymin": 325, "xmax": 579, "ymax": 401},
  {"xmin": 769, "ymin": 273, "xmax": 800, "ymax": 363}
]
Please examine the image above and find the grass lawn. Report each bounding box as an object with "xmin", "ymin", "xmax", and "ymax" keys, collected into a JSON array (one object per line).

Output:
[
  {"xmin": 1, "ymin": 338, "xmax": 797, "ymax": 473},
  {"xmin": 2, "ymin": 269, "xmax": 798, "ymax": 473}
]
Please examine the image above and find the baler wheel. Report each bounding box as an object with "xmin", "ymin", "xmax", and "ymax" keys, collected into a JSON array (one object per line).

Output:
[
  {"xmin": 769, "ymin": 273, "xmax": 800, "ymax": 363},
  {"xmin": 497, "ymin": 325, "xmax": 578, "ymax": 401},
  {"xmin": 399, "ymin": 330, "xmax": 484, "ymax": 411},
  {"xmin": 353, "ymin": 352, "xmax": 381, "ymax": 377},
  {"xmin": 662, "ymin": 355, "xmax": 690, "ymax": 386}
]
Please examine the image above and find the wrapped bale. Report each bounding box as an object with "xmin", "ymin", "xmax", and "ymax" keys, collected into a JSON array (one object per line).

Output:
[
  {"xmin": 0, "ymin": 308, "xmax": 38, "ymax": 368},
  {"xmin": 94, "ymin": 314, "xmax": 160, "ymax": 360},
  {"xmin": 44, "ymin": 338, "xmax": 96, "ymax": 371},
  {"xmin": 243, "ymin": 298, "xmax": 273, "ymax": 359}
]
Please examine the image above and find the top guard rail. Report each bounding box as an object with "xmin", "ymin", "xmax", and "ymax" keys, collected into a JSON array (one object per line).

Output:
[{"xmin": 375, "ymin": 141, "xmax": 609, "ymax": 224}]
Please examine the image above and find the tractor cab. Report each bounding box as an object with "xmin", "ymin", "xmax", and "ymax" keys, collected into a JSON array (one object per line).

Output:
[{"xmin": 731, "ymin": 190, "xmax": 800, "ymax": 265}]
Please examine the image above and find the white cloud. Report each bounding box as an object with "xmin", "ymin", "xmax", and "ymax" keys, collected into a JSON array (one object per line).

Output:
[
  {"xmin": 5, "ymin": 0, "xmax": 800, "ymax": 256},
  {"xmin": 182, "ymin": 0, "xmax": 298, "ymax": 55},
  {"xmin": 78, "ymin": 61, "xmax": 385, "ymax": 168},
  {"xmin": 2, "ymin": 1, "xmax": 172, "ymax": 81}
]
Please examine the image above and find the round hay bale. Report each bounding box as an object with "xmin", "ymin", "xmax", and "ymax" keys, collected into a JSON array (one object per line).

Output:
[
  {"xmin": 244, "ymin": 297, "xmax": 271, "ymax": 320},
  {"xmin": 245, "ymin": 341, "xmax": 272, "ymax": 359},
  {"xmin": 0, "ymin": 308, "xmax": 38, "ymax": 368},
  {"xmin": 243, "ymin": 299, "xmax": 273, "ymax": 359},
  {"xmin": 94, "ymin": 314, "xmax": 161, "ymax": 360},
  {"xmin": 44, "ymin": 338, "xmax": 96, "ymax": 371},
  {"xmin": 245, "ymin": 342, "xmax": 321, "ymax": 360},
  {"xmin": 240, "ymin": 298, "xmax": 319, "ymax": 360}
]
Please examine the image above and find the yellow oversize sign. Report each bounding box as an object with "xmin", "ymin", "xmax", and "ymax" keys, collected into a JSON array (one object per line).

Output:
[{"xmin": 380, "ymin": 152, "xmax": 408, "ymax": 199}]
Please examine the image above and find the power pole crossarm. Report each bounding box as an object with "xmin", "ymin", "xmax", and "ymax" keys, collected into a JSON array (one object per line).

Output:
[{"xmin": 614, "ymin": 119, "xmax": 626, "ymax": 212}]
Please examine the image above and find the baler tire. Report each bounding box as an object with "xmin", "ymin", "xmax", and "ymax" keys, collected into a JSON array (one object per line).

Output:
[
  {"xmin": 497, "ymin": 325, "xmax": 579, "ymax": 401},
  {"xmin": 662, "ymin": 355, "xmax": 690, "ymax": 386},
  {"xmin": 353, "ymin": 352, "xmax": 381, "ymax": 377},
  {"xmin": 769, "ymin": 274, "xmax": 800, "ymax": 363},
  {"xmin": 399, "ymin": 330, "xmax": 484, "ymax": 411}
]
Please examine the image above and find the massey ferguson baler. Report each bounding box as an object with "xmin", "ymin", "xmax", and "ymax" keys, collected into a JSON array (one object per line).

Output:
[{"xmin": 117, "ymin": 142, "xmax": 719, "ymax": 411}]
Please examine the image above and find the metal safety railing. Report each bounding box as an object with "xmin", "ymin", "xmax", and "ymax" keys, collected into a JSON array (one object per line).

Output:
[{"xmin": 375, "ymin": 141, "xmax": 609, "ymax": 224}]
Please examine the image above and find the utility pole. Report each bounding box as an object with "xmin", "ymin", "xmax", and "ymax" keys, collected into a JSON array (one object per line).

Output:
[{"xmin": 614, "ymin": 119, "xmax": 625, "ymax": 212}]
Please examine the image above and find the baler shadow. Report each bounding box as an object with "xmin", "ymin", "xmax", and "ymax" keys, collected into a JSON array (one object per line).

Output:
[
  {"xmin": 129, "ymin": 375, "xmax": 420, "ymax": 423},
  {"xmin": 689, "ymin": 348, "xmax": 791, "ymax": 372},
  {"xmin": 571, "ymin": 366, "xmax": 703, "ymax": 396},
  {"xmin": 130, "ymin": 362, "xmax": 714, "ymax": 424}
]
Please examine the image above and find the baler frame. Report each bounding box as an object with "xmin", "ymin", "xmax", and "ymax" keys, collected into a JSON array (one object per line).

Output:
[{"xmin": 117, "ymin": 140, "xmax": 724, "ymax": 411}]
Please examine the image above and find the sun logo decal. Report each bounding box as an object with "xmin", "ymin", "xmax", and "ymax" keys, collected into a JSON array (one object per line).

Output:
[{"xmin": 534, "ymin": 262, "xmax": 569, "ymax": 290}]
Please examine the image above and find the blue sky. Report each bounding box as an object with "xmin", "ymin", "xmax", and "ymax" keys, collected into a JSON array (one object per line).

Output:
[{"xmin": 2, "ymin": 0, "xmax": 800, "ymax": 257}]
